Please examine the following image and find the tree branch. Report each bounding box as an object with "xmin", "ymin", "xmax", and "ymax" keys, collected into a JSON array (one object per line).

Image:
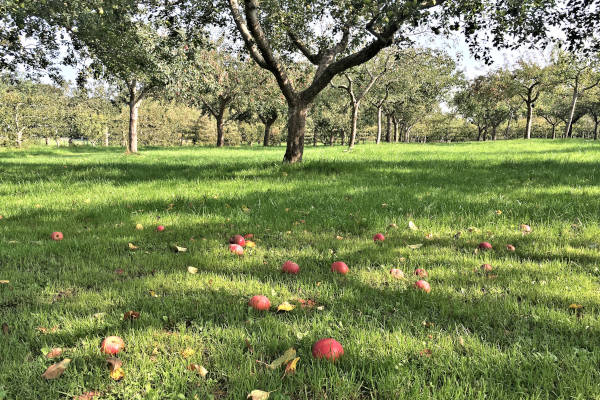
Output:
[
  {"xmin": 288, "ymin": 32, "xmax": 319, "ymax": 64},
  {"xmin": 228, "ymin": 0, "xmax": 268, "ymax": 69}
]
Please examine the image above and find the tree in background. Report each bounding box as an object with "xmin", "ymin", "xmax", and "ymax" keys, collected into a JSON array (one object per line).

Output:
[{"xmin": 510, "ymin": 61, "xmax": 548, "ymax": 139}]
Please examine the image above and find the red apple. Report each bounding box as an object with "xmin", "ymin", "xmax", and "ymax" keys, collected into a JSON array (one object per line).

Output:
[
  {"xmin": 51, "ymin": 232, "xmax": 63, "ymax": 241},
  {"xmin": 520, "ymin": 224, "xmax": 532, "ymax": 233},
  {"xmin": 229, "ymin": 234, "xmax": 246, "ymax": 247},
  {"xmin": 481, "ymin": 263, "xmax": 493, "ymax": 272},
  {"xmin": 156, "ymin": 225, "xmax": 165, "ymax": 232},
  {"xmin": 244, "ymin": 233, "xmax": 254, "ymax": 240},
  {"xmin": 100, "ymin": 336, "xmax": 125, "ymax": 355},
  {"xmin": 414, "ymin": 280, "xmax": 431, "ymax": 293},
  {"xmin": 506, "ymin": 244, "xmax": 516, "ymax": 252},
  {"xmin": 312, "ymin": 338, "xmax": 344, "ymax": 361},
  {"xmin": 229, "ymin": 244, "xmax": 244, "ymax": 255},
  {"xmin": 478, "ymin": 242, "xmax": 493, "ymax": 250},
  {"xmin": 281, "ymin": 260, "xmax": 300, "ymax": 274},
  {"xmin": 248, "ymin": 295, "xmax": 270, "ymax": 311},
  {"xmin": 414, "ymin": 268, "xmax": 428, "ymax": 278},
  {"xmin": 373, "ymin": 233, "xmax": 385, "ymax": 242},
  {"xmin": 331, "ymin": 261, "xmax": 349, "ymax": 275}
]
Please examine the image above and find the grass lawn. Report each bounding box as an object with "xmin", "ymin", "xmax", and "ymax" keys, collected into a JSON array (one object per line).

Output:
[{"xmin": 1, "ymin": 140, "xmax": 600, "ymax": 399}]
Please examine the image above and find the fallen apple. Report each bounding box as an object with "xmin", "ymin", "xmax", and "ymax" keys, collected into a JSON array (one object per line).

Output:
[
  {"xmin": 156, "ymin": 225, "xmax": 165, "ymax": 232},
  {"xmin": 229, "ymin": 244, "xmax": 244, "ymax": 255},
  {"xmin": 506, "ymin": 244, "xmax": 516, "ymax": 252},
  {"xmin": 480, "ymin": 263, "xmax": 493, "ymax": 272},
  {"xmin": 414, "ymin": 268, "xmax": 428, "ymax": 278},
  {"xmin": 390, "ymin": 268, "xmax": 404, "ymax": 279},
  {"xmin": 373, "ymin": 233, "xmax": 385, "ymax": 242},
  {"xmin": 51, "ymin": 232, "xmax": 63, "ymax": 241},
  {"xmin": 478, "ymin": 242, "xmax": 493, "ymax": 250},
  {"xmin": 244, "ymin": 233, "xmax": 254, "ymax": 239},
  {"xmin": 100, "ymin": 336, "xmax": 125, "ymax": 355},
  {"xmin": 520, "ymin": 224, "xmax": 532, "ymax": 233},
  {"xmin": 281, "ymin": 260, "xmax": 300, "ymax": 274},
  {"xmin": 312, "ymin": 338, "xmax": 344, "ymax": 361},
  {"xmin": 248, "ymin": 295, "xmax": 270, "ymax": 311},
  {"xmin": 229, "ymin": 234, "xmax": 246, "ymax": 247},
  {"xmin": 331, "ymin": 261, "xmax": 349, "ymax": 275},
  {"xmin": 414, "ymin": 280, "xmax": 431, "ymax": 293}
]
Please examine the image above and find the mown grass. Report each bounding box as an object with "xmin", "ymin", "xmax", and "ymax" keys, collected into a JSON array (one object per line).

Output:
[{"xmin": 0, "ymin": 140, "xmax": 599, "ymax": 400}]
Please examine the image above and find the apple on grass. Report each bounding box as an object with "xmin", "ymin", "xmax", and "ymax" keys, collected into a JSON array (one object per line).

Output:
[
  {"xmin": 331, "ymin": 261, "xmax": 349, "ymax": 275},
  {"xmin": 156, "ymin": 225, "xmax": 165, "ymax": 232},
  {"xmin": 478, "ymin": 242, "xmax": 493, "ymax": 250},
  {"xmin": 229, "ymin": 244, "xmax": 244, "ymax": 255},
  {"xmin": 248, "ymin": 295, "xmax": 270, "ymax": 311},
  {"xmin": 312, "ymin": 338, "xmax": 344, "ymax": 361},
  {"xmin": 100, "ymin": 336, "xmax": 125, "ymax": 355},
  {"xmin": 373, "ymin": 233, "xmax": 385, "ymax": 242},
  {"xmin": 414, "ymin": 280, "xmax": 431, "ymax": 293},
  {"xmin": 506, "ymin": 244, "xmax": 516, "ymax": 252},
  {"xmin": 414, "ymin": 268, "xmax": 428, "ymax": 278},
  {"xmin": 229, "ymin": 234, "xmax": 246, "ymax": 247},
  {"xmin": 481, "ymin": 263, "xmax": 493, "ymax": 272},
  {"xmin": 281, "ymin": 261, "xmax": 300, "ymax": 274},
  {"xmin": 51, "ymin": 232, "xmax": 63, "ymax": 241}
]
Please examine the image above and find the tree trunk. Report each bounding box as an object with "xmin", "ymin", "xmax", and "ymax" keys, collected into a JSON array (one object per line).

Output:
[
  {"xmin": 492, "ymin": 126, "xmax": 497, "ymax": 141},
  {"xmin": 551, "ymin": 125, "xmax": 556, "ymax": 140},
  {"xmin": 128, "ymin": 98, "xmax": 140, "ymax": 153},
  {"xmin": 376, "ymin": 106, "xmax": 382, "ymax": 144},
  {"xmin": 55, "ymin": 138, "xmax": 60, "ymax": 147},
  {"xmin": 504, "ymin": 113, "xmax": 512, "ymax": 139},
  {"xmin": 348, "ymin": 103, "xmax": 359, "ymax": 149},
  {"xmin": 216, "ymin": 113, "xmax": 225, "ymax": 147},
  {"xmin": 45, "ymin": 137, "xmax": 49, "ymax": 146},
  {"xmin": 392, "ymin": 115, "xmax": 398, "ymax": 143},
  {"xmin": 524, "ymin": 102, "xmax": 533, "ymax": 139},
  {"xmin": 263, "ymin": 119, "xmax": 274, "ymax": 146},
  {"xmin": 283, "ymin": 102, "xmax": 307, "ymax": 163},
  {"xmin": 16, "ymin": 131, "xmax": 22, "ymax": 148},
  {"xmin": 104, "ymin": 126, "xmax": 109, "ymax": 146},
  {"xmin": 594, "ymin": 118, "xmax": 598, "ymax": 140},
  {"xmin": 477, "ymin": 126, "xmax": 482, "ymax": 141},
  {"xmin": 341, "ymin": 130, "xmax": 345, "ymax": 146},
  {"xmin": 564, "ymin": 90, "xmax": 579, "ymax": 138},
  {"xmin": 385, "ymin": 114, "xmax": 391, "ymax": 142}
]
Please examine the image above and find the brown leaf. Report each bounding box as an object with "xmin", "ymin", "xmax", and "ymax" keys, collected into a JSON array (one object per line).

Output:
[
  {"xmin": 128, "ymin": 242, "xmax": 138, "ymax": 250},
  {"xmin": 75, "ymin": 391, "xmax": 101, "ymax": 400},
  {"xmin": 245, "ymin": 338, "xmax": 254, "ymax": 354},
  {"xmin": 46, "ymin": 348, "xmax": 63, "ymax": 359},
  {"xmin": 37, "ymin": 326, "xmax": 59, "ymax": 334},
  {"xmin": 276, "ymin": 302, "xmax": 295, "ymax": 312},
  {"xmin": 284, "ymin": 357, "xmax": 300, "ymax": 375},
  {"xmin": 247, "ymin": 390, "xmax": 271, "ymax": 400},
  {"xmin": 1, "ymin": 323, "xmax": 8, "ymax": 335},
  {"xmin": 106, "ymin": 357, "xmax": 123, "ymax": 372},
  {"xmin": 0, "ymin": 280, "xmax": 9, "ymax": 284},
  {"xmin": 42, "ymin": 358, "xmax": 71, "ymax": 379},
  {"xmin": 419, "ymin": 349, "xmax": 432, "ymax": 357},
  {"xmin": 187, "ymin": 363, "xmax": 208, "ymax": 378},
  {"xmin": 408, "ymin": 244, "xmax": 423, "ymax": 249},
  {"xmin": 123, "ymin": 311, "xmax": 140, "ymax": 320},
  {"xmin": 170, "ymin": 244, "xmax": 187, "ymax": 253}
]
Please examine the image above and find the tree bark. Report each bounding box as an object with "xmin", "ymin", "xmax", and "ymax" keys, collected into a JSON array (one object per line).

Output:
[
  {"xmin": 524, "ymin": 102, "xmax": 533, "ymax": 139},
  {"xmin": 216, "ymin": 113, "xmax": 225, "ymax": 147},
  {"xmin": 551, "ymin": 125, "xmax": 556, "ymax": 140},
  {"xmin": 477, "ymin": 126, "xmax": 482, "ymax": 141},
  {"xmin": 128, "ymin": 97, "xmax": 140, "ymax": 153},
  {"xmin": 492, "ymin": 126, "xmax": 497, "ymax": 141},
  {"xmin": 283, "ymin": 102, "xmax": 307, "ymax": 163},
  {"xmin": 594, "ymin": 117, "xmax": 598, "ymax": 140},
  {"xmin": 392, "ymin": 115, "xmax": 398, "ymax": 143},
  {"xmin": 564, "ymin": 87, "xmax": 579, "ymax": 138},
  {"xmin": 348, "ymin": 103, "xmax": 359, "ymax": 149},
  {"xmin": 262, "ymin": 118, "xmax": 274, "ymax": 146},
  {"xmin": 376, "ymin": 106, "xmax": 382, "ymax": 144},
  {"xmin": 45, "ymin": 137, "xmax": 49, "ymax": 146}
]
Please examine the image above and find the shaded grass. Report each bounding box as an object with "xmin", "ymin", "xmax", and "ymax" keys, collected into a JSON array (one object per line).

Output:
[{"xmin": 0, "ymin": 140, "xmax": 600, "ymax": 399}]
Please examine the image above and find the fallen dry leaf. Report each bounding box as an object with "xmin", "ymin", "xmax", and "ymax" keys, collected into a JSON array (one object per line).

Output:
[
  {"xmin": 408, "ymin": 221, "xmax": 418, "ymax": 230},
  {"xmin": 247, "ymin": 390, "xmax": 271, "ymax": 400},
  {"xmin": 0, "ymin": 280, "xmax": 9, "ymax": 284},
  {"xmin": 495, "ymin": 210, "xmax": 502, "ymax": 215},
  {"xmin": 187, "ymin": 266, "xmax": 198, "ymax": 274},
  {"xmin": 181, "ymin": 348, "xmax": 195, "ymax": 358},
  {"xmin": 246, "ymin": 241, "xmax": 256, "ymax": 248},
  {"xmin": 106, "ymin": 357, "xmax": 123, "ymax": 372},
  {"xmin": 46, "ymin": 348, "xmax": 63, "ymax": 359},
  {"xmin": 37, "ymin": 326, "xmax": 59, "ymax": 334},
  {"xmin": 149, "ymin": 290, "xmax": 158, "ymax": 297},
  {"xmin": 297, "ymin": 298, "xmax": 316, "ymax": 308},
  {"xmin": 419, "ymin": 349, "xmax": 432, "ymax": 357},
  {"xmin": 390, "ymin": 269, "xmax": 405, "ymax": 279},
  {"xmin": 425, "ymin": 233, "xmax": 433, "ymax": 240},
  {"xmin": 335, "ymin": 235, "xmax": 343, "ymax": 240},
  {"xmin": 284, "ymin": 357, "xmax": 300, "ymax": 375},
  {"xmin": 114, "ymin": 269, "xmax": 124, "ymax": 275},
  {"xmin": 42, "ymin": 358, "xmax": 71, "ymax": 379},
  {"xmin": 187, "ymin": 363, "xmax": 208, "ymax": 378},
  {"xmin": 267, "ymin": 348, "xmax": 296, "ymax": 370},
  {"xmin": 110, "ymin": 367, "xmax": 124, "ymax": 381},
  {"xmin": 2, "ymin": 323, "xmax": 9, "ymax": 335},
  {"xmin": 75, "ymin": 391, "xmax": 101, "ymax": 400},
  {"xmin": 170, "ymin": 244, "xmax": 187, "ymax": 253},
  {"xmin": 276, "ymin": 302, "xmax": 295, "ymax": 312},
  {"xmin": 128, "ymin": 242, "xmax": 138, "ymax": 250},
  {"xmin": 569, "ymin": 303, "xmax": 583, "ymax": 309},
  {"xmin": 123, "ymin": 311, "xmax": 140, "ymax": 320},
  {"xmin": 408, "ymin": 244, "xmax": 423, "ymax": 249},
  {"xmin": 135, "ymin": 224, "xmax": 144, "ymax": 230}
]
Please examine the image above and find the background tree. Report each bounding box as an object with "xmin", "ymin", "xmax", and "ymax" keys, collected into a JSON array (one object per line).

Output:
[{"xmin": 510, "ymin": 61, "xmax": 547, "ymax": 139}]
